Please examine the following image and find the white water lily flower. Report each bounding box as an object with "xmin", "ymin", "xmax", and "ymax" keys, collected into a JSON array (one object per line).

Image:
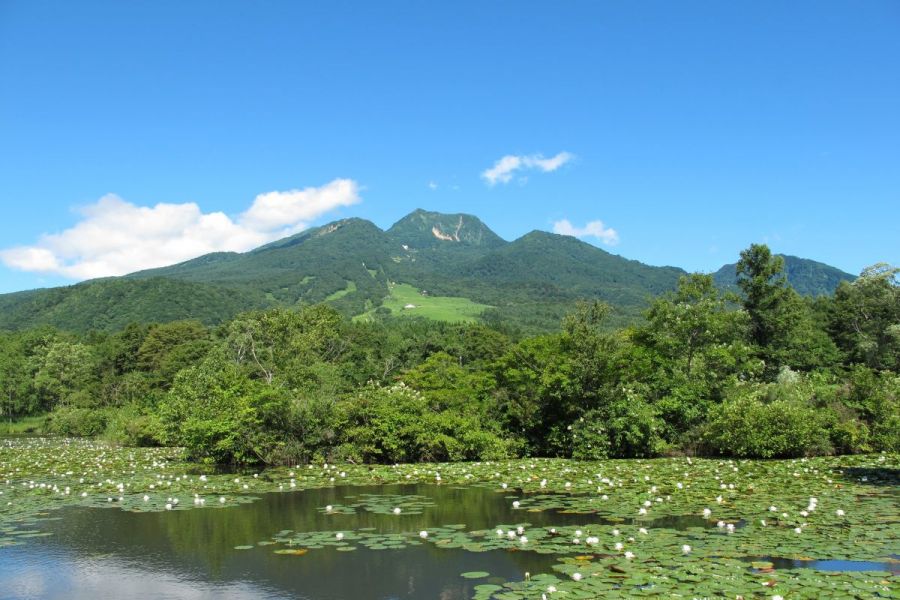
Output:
[
  {"xmin": 682, "ymin": 544, "xmax": 691, "ymax": 554},
  {"xmin": 836, "ymin": 509, "xmax": 845, "ymax": 517},
  {"xmin": 419, "ymin": 531, "xmax": 428, "ymax": 539},
  {"xmin": 571, "ymin": 573, "xmax": 582, "ymax": 581}
]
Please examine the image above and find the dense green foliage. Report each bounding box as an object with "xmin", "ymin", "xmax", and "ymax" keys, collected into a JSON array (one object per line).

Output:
[
  {"xmin": 0, "ymin": 245, "xmax": 895, "ymax": 464},
  {"xmin": 0, "ymin": 210, "xmax": 854, "ymax": 334}
]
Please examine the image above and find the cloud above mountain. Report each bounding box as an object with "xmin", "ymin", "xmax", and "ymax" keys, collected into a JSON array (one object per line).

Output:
[
  {"xmin": 553, "ymin": 218, "xmax": 620, "ymax": 246},
  {"xmin": 481, "ymin": 152, "xmax": 574, "ymax": 185},
  {"xmin": 0, "ymin": 179, "xmax": 361, "ymax": 279}
]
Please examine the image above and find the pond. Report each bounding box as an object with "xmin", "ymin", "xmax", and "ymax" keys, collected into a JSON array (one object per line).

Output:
[
  {"xmin": 0, "ymin": 438, "xmax": 897, "ymax": 598},
  {"xmin": 2, "ymin": 484, "xmax": 565, "ymax": 599}
]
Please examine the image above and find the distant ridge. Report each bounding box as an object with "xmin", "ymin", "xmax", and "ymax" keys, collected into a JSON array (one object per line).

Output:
[
  {"xmin": 0, "ymin": 209, "xmax": 858, "ymax": 332},
  {"xmin": 712, "ymin": 254, "xmax": 855, "ymax": 297}
]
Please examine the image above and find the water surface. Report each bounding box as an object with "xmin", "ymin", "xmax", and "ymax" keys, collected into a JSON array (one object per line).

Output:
[{"xmin": 1, "ymin": 484, "xmax": 561, "ymax": 600}]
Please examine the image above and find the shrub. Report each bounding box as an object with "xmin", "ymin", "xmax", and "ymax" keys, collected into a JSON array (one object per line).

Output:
[
  {"xmin": 570, "ymin": 412, "xmax": 611, "ymax": 460},
  {"xmin": 703, "ymin": 383, "xmax": 831, "ymax": 458},
  {"xmin": 872, "ymin": 411, "xmax": 900, "ymax": 452},
  {"xmin": 604, "ymin": 391, "xmax": 666, "ymax": 458},
  {"xmin": 48, "ymin": 407, "xmax": 108, "ymax": 437},
  {"xmin": 571, "ymin": 389, "xmax": 665, "ymax": 460},
  {"xmin": 335, "ymin": 382, "xmax": 513, "ymax": 463},
  {"xmin": 156, "ymin": 351, "xmax": 292, "ymax": 464},
  {"xmin": 103, "ymin": 404, "xmax": 161, "ymax": 447}
]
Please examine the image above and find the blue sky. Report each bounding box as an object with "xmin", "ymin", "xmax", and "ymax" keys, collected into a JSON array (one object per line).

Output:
[{"xmin": 0, "ymin": 0, "xmax": 898, "ymax": 293}]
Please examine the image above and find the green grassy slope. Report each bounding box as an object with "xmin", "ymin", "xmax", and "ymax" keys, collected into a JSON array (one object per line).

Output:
[{"xmin": 355, "ymin": 283, "xmax": 492, "ymax": 323}]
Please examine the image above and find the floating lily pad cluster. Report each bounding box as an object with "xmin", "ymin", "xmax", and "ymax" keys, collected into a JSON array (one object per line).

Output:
[{"xmin": 470, "ymin": 556, "xmax": 895, "ymax": 599}]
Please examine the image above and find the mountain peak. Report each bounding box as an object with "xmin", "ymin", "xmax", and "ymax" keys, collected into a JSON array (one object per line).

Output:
[{"xmin": 386, "ymin": 209, "xmax": 506, "ymax": 249}]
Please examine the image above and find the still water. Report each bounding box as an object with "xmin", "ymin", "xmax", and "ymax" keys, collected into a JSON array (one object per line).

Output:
[
  {"xmin": 0, "ymin": 484, "xmax": 573, "ymax": 600},
  {"xmin": 3, "ymin": 483, "xmax": 894, "ymax": 600}
]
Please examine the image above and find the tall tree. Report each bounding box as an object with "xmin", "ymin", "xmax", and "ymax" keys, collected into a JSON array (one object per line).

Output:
[
  {"xmin": 736, "ymin": 244, "xmax": 792, "ymax": 350},
  {"xmin": 830, "ymin": 263, "xmax": 900, "ymax": 370}
]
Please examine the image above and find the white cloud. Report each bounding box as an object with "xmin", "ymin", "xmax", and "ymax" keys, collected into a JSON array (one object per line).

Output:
[
  {"xmin": 428, "ymin": 181, "xmax": 438, "ymax": 190},
  {"xmin": 552, "ymin": 219, "xmax": 620, "ymax": 246},
  {"xmin": 0, "ymin": 179, "xmax": 361, "ymax": 280},
  {"xmin": 481, "ymin": 151, "xmax": 574, "ymax": 186}
]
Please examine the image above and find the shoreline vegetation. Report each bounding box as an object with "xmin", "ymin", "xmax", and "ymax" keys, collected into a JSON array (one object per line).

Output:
[{"xmin": 0, "ymin": 244, "xmax": 896, "ymax": 465}]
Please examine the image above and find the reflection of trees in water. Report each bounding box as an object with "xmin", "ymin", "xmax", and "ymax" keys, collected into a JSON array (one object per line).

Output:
[{"xmin": 42, "ymin": 484, "xmax": 562, "ymax": 599}]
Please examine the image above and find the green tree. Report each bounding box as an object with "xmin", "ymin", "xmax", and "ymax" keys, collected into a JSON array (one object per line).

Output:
[
  {"xmin": 736, "ymin": 244, "xmax": 839, "ymax": 374},
  {"xmin": 402, "ymin": 351, "xmax": 495, "ymax": 413},
  {"xmin": 736, "ymin": 244, "xmax": 792, "ymax": 351},
  {"xmin": 633, "ymin": 274, "xmax": 757, "ymax": 439},
  {"xmin": 830, "ymin": 263, "xmax": 900, "ymax": 370},
  {"xmin": 334, "ymin": 382, "xmax": 510, "ymax": 463},
  {"xmin": 137, "ymin": 320, "xmax": 212, "ymax": 389},
  {"xmin": 32, "ymin": 340, "xmax": 98, "ymax": 409},
  {"xmin": 493, "ymin": 334, "xmax": 580, "ymax": 455},
  {"xmin": 156, "ymin": 350, "xmax": 291, "ymax": 464},
  {"xmin": 225, "ymin": 305, "xmax": 344, "ymax": 387},
  {"xmin": 0, "ymin": 334, "xmax": 32, "ymax": 420}
]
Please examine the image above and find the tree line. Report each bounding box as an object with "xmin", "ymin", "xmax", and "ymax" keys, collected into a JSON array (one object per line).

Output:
[{"xmin": 0, "ymin": 244, "xmax": 897, "ymax": 464}]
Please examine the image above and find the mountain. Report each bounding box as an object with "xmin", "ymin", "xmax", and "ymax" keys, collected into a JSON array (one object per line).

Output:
[
  {"xmin": 712, "ymin": 254, "xmax": 855, "ymax": 296},
  {"xmin": 0, "ymin": 277, "xmax": 264, "ymax": 332},
  {"xmin": 386, "ymin": 209, "xmax": 505, "ymax": 250},
  {"xmin": 0, "ymin": 209, "xmax": 857, "ymax": 333},
  {"xmin": 128, "ymin": 218, "xmax": 394, "ymax": 316}
]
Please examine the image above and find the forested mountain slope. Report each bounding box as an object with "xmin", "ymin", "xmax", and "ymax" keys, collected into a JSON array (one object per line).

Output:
[{"xmin": 0, "ymin": 210, "xmax": 856, "ymax": 332}]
